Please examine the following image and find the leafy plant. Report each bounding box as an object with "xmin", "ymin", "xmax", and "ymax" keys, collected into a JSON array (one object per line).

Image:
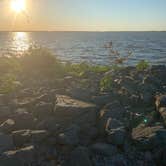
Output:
[
  {"xmin": 136, "ymin": 60, "xmax": 149, "ymax": 71},
  {"xmin": 100, "ymin": 75, "xmax": 113, "ymax": 92},
  {"xmin": 0, "ymin": 74, "xmax": 19, "ymax": 94}
]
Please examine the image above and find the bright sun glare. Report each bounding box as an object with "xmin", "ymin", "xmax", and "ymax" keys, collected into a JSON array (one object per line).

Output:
[{"xmin": 11, "ymin": 0, "xmax": 26, "ymax": 13}]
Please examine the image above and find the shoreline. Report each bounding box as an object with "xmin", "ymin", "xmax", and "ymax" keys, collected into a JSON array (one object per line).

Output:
[{"xmin": 0, "ymin": 48, "xmax": 166, "ymax": 165}]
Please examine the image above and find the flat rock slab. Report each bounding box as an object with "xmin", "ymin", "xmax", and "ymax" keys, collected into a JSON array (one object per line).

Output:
[
  {"xmin": 132, "ymin": 124, "xmax": 166, "ymax": 150},
  {"xmin": 54, "ymin": 95, "xmax": 97, "ymax": 128}
]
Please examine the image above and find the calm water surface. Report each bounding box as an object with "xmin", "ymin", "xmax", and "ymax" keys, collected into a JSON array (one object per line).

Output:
[{"xmin": 0, "ymin": 32, "xmax": 166, "ymax": 65}]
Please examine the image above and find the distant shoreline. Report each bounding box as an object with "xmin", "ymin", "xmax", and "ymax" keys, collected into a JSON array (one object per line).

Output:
[{"xmin": 0, "ymin": 31, "xmax": 166, "ymax": 33}]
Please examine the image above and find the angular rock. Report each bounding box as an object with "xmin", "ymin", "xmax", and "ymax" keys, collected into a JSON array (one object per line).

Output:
[
  {"xmin": 0, "ymin": 119, "xmax": 15, "ymax": 133},
  {"xmin": 63, "ymin": 146, "xmax": 92, "ymax": 166},
  {"xmin": 1, "ymin": 145, "xmax": 35, "ymax": 166},
  {"xmin": 79, "ymin": 126, "xmax": 98, "ymax": 145},
  {"xmin": 110, "ymin": 154, "xmax": 128, "ymax": 166},
  {"xmin": 99, "ymin": 101, "xmax": 125, "ymax": 134},
  {"xmin": 91, "ymin": 142, "xmax": 117, "ymax": 156},
  {"xmin": 57, "ymin": 125, "xmax": 80, "ymax": 146},
  {"xmin": 159, "ymin": 107, "xmax": 166, "ymax": 126},
  {"xmin": 68, "ymin": 87, "xmax": 93, "ymax": 102},
  {"xmin": 12, "ymin": 130, "xmax": 31, "ymax": 147},
  {"xmin": 132, "ymin": 124, "xmax": 166, "ymax": 150},
  {"xmin": 31, "ymin": 130, "xmax": 49, "ymax": 143},
  {"xmin": 0, "ymin": 132, "xmax": 14, "ymax": 153},
  {"xmin": 33, "ymin": 102, "xmax": 54, "ymax": 119},
  {"xmin": 0, "ymin": 157, "xmax": 23, "ymax": 166},
  {"xmin": 0, "ymin": 106, "xmax": 11, "ymax": 121},
  {"xmin": 12, "ymin": 129, "xmax": 48, "ymax": 147},
  {"xmin": 105, "ymin": 118, "xmax": 123, "ymax": 131},
  {"xmin": 107, "ymin": 127, "xmax": 127, "ymax": 145},
  {"xmin": 12, "ymin": 112, "xmax": 36, "ymax": 130},
  {"xmin": 155, "ymin": 95, "xmax": 166, "ymax": 110},
  {"xmin": 91, "ymin": 94, "xmax": 112, "ymax": 107},
  {"xmin": 54, "ymin": 95, "xmax": 97, "ymax": 128}
]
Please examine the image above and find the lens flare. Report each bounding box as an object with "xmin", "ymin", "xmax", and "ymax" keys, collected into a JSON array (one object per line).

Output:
[{"xmin": 11, "ymin": 0, "xmax": 26, "ymax": 13}]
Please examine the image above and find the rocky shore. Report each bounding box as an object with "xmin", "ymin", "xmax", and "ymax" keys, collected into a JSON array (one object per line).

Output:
[{"xmin": 0, "ymin": 50, "xmax": 166, "ymax": 165}]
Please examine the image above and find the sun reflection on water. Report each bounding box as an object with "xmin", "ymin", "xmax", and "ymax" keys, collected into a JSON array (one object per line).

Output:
[{"xmin": 12, "ymin": 32, "xmax": 30, "ymax": 54}]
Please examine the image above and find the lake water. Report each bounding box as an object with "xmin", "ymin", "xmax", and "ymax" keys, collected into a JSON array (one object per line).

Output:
[{"xmin": 0, "ymin": 31, "xmax": 166, "ymax": 65}]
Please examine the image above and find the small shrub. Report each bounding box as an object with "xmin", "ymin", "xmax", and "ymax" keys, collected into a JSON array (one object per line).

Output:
[
  {"xmin": 100, "ymin": 75, "xmax": 113, "ymax": 92},
  {"xmin": 66, "ymin": 62, "xmax": 110, "ymax": 78},
  {"xmin": 0, "ymin": 57, "xmax": 20, "ymax": 75},
  {"xmin": 0, "ymin": 74, "xmax": 18, "ymax": 94},
  {"xmin": 20, "ymin": 47, "xmax": 64, "ymax": 78},
  {"xmin": 136, "ymin": 60, "xmax": 149, "ymax": 71}
]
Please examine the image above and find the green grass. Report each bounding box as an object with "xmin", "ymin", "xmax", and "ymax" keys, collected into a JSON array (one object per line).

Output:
[{"xmin": 0, "ymin": 47, "xmax": 151, "ymax": 94}]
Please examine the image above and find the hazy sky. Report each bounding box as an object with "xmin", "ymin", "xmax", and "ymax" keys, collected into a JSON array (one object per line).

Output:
[{"xmin": 0, "ymin": 0, "xmax": 166, "ymax": 31}]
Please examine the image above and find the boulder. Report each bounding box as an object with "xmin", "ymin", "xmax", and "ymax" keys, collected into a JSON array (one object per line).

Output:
[
  {"xmin": 132, "ymin": 124, "xmax": 166, "ymax": 150},
  {"xmin": 1, "ymin": 145, "xmax": 35, "ymax": 166},
  {"xmin": 36, "ymin": 117, "xmax": 61, "ymax": 132},
  {"xmin": 31, "ymin": 130, "xmax": 49, "ymax": 143},
  {"xmin": 57, "ymin": 125, "xmax": 80, "ymax": 146},
  {"xmin": 79, "ymin": 126, "xmax": 98, "ymax": 145},
  {"xmin": 105, "ymin": 118, "xmax": 123, "ymax": 131},
  {"xmin": 110, "ymin": 154, "xmax": 128, "ymax": 166},
  {"xmin": 158, "ymin": 107, "xmax": 166, "ymax": 126},
  {"xmin": 63, "ymin": 146, "xmax": 92, "ymax": 166},
  {"xmin": 107, "ymin": 127, "xmax": 127, "ymax": 145},
  {"xmin": 12, "ymin": 130, "xmax": 31, "ymax": 147},
  {"xmin": 99, "ymin": 101, "xmax": 125, "ymax": 134},
  {"xmin": 54, "ymin": 95, "xmax": 97, "ymax": 128},
  {"xmin": 91, "ymin": 142, "xmax": 117, "ymax": 156},
  {"xmin": 12, "ymin": 129, "xmax": 49, "ymax": 147},
  {"xmin": 0, "ymin": 157, "xmax": 23, "ymax": 166},
  {"xmin": 0, "ymin": 119, "xmax": 15, "ymax": 133},
  {"xmin": 12, "ymin": 112, "xmax": 36, "ymax": 130},
  {"xmin": 68, "ymin": 87, "xmax": 93, "ymax": 102},
  {"xmin": 0, "ymin": 132, "xmax": 14, "ymax": 153},
  {"xmin": 91, "ymin": 94, "xmax": 112, "ymax": 107},
  {"xmin": 0, "ymin": 106, "xmax": 12, "ymax": 121},
  {"xmin": 155, "ymin": 94, "xmax": 166, "ymax": 110},
  {"xmin": 33, "ymin": 102, "xmax": 54, "ymax": 119}
]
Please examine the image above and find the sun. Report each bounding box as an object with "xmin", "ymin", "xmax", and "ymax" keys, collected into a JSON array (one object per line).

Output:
[{"xmin": 11, "ymin": 0, "xmax": 26, "ymax": 13}]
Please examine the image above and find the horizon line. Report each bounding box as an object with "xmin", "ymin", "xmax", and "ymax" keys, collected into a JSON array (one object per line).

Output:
[{"xmin": 0, "ymin": 30, "xmax": 166, "ymax": 32}]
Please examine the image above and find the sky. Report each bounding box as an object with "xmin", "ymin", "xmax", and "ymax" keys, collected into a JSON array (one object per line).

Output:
[{"xmin": 0, "ymin": 0, "xmax": 166, "ymax": 31}]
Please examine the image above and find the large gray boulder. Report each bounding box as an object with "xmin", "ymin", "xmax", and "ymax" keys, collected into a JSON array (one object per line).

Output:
[
  {"xmin": 0, "ymin": 132, "xmax": 14, "ymax": 153},
  {"xmin": 54, "ymin": 95, "xmax": 97, "ymax": 128}
]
